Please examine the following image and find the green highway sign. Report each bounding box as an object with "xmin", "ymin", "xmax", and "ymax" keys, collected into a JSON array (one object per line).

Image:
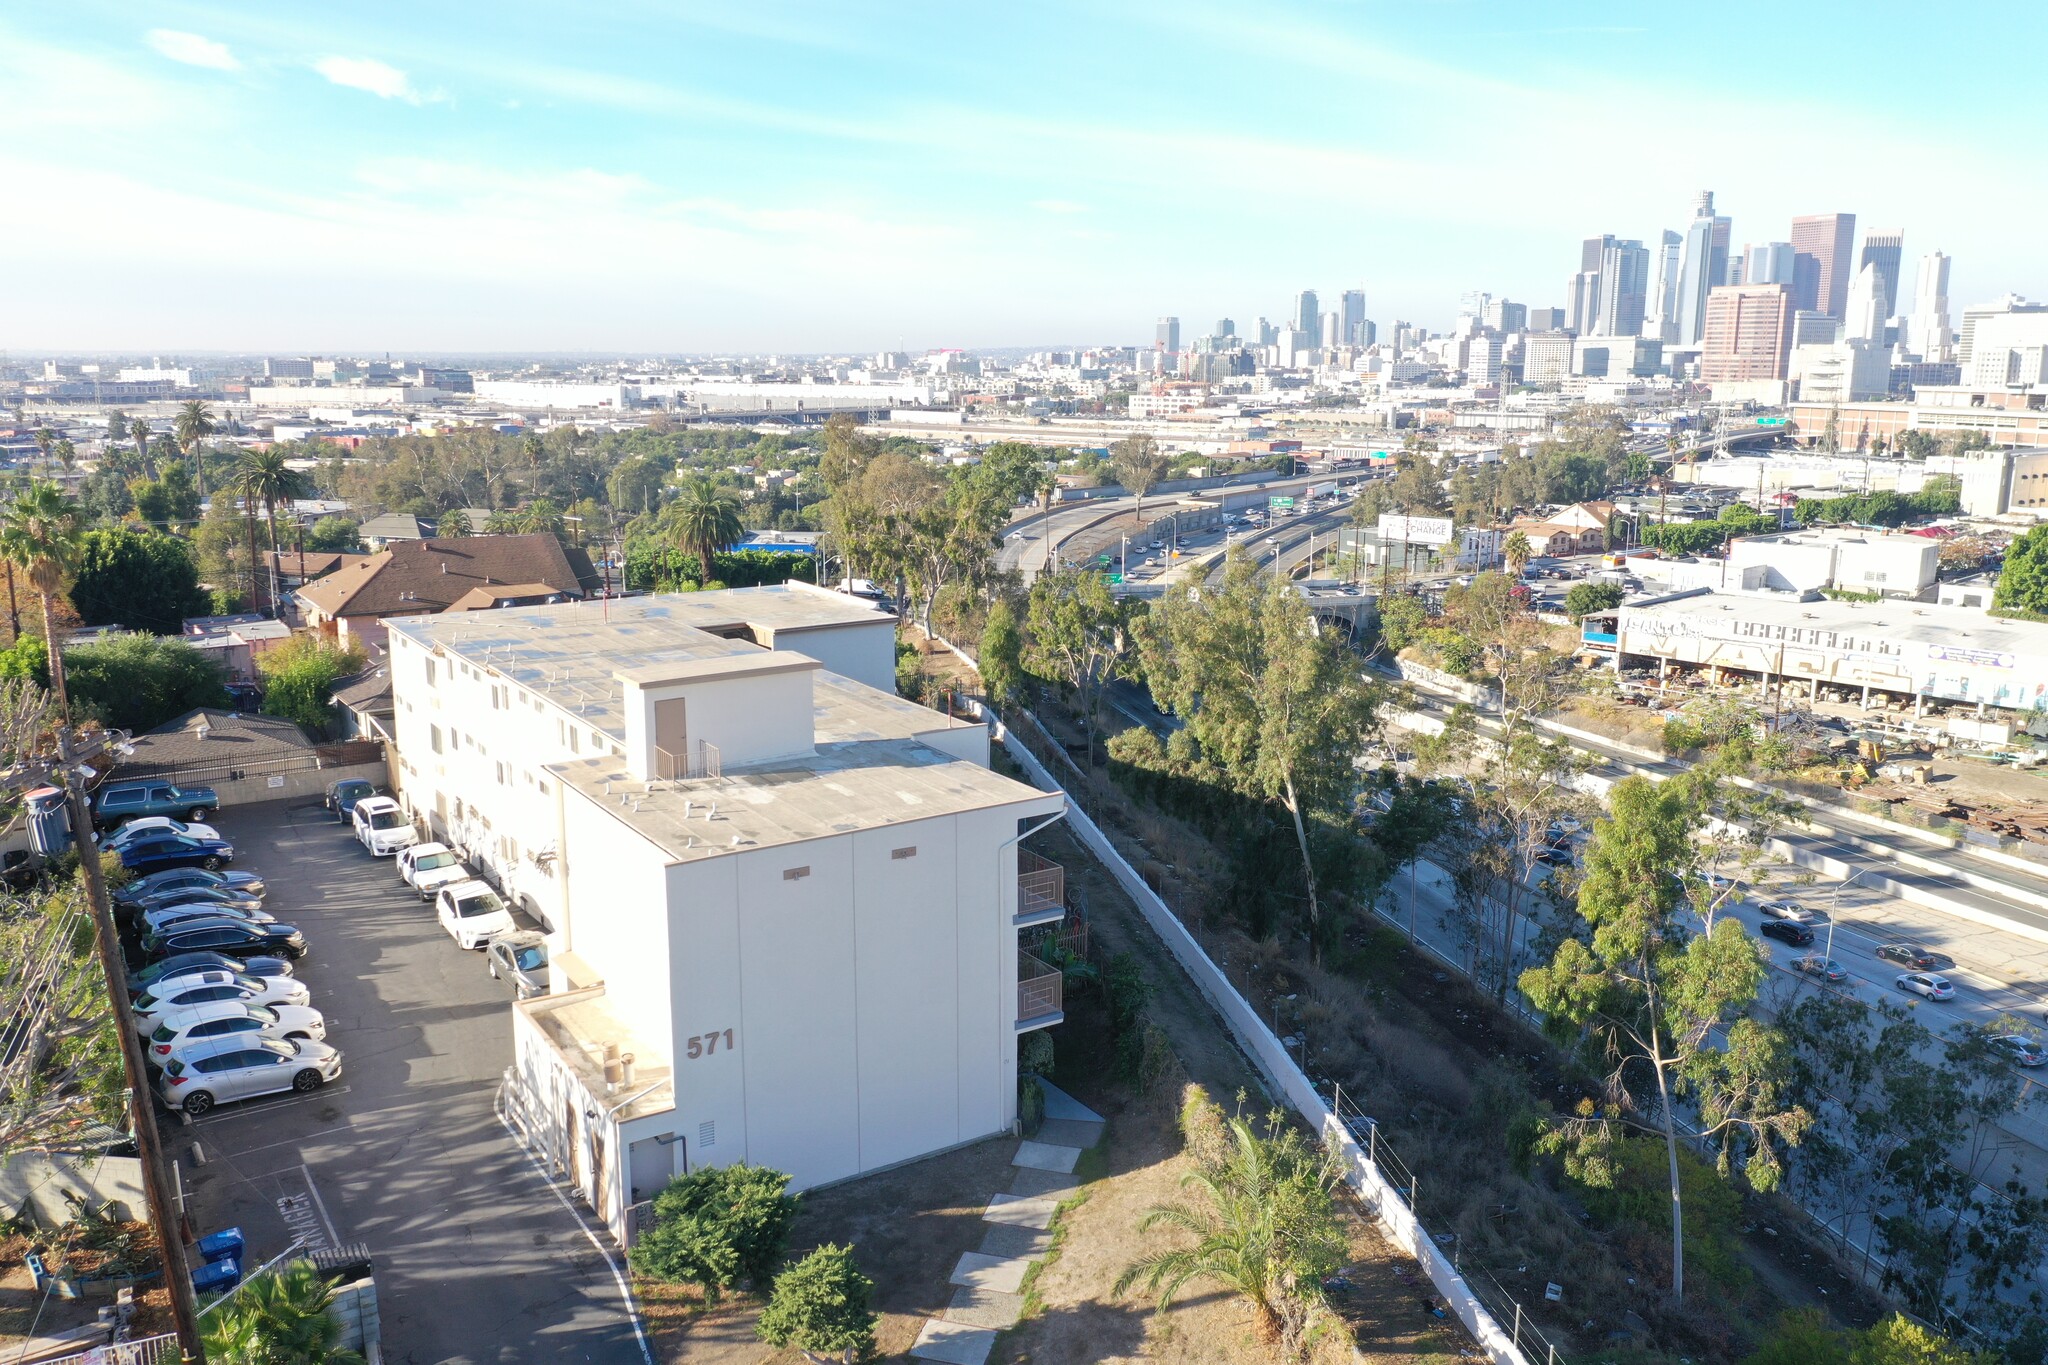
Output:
[
  {"xmin": 1756, "ymin": 417, "xmax": 1786, "ymax": 426},
  {"xmin": 1270, "ymin": 496, "xmax": 1295, "ymax": 508},
  {"xmin": 1106, "ymin": 574, "xmax": 1124, "ymax": 585}
]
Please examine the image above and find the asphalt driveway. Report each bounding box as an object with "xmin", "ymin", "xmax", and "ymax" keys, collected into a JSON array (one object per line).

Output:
[{"xmin": 169, "ymin": 797, "xmax": 649, "ymax": 1365}]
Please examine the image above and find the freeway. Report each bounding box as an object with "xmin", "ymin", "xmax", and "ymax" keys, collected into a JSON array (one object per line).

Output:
[{"xmin": 1390, "ymin": 684, "xmax": 2048, "ymax": 953}]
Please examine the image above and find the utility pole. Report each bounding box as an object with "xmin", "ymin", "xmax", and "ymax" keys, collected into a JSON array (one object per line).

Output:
[{"xmin": 56, "ymin": 730, "xmax": 208, "ymax": 1362}]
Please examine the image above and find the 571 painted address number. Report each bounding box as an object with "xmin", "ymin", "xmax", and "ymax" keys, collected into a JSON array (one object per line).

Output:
[{"xmin": 685, "ymin": 1030, "xmax": 735, "ymax": 1059}]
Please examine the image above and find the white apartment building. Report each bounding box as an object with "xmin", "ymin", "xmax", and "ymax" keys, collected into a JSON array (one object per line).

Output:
[{"xmin": 384, "ymin": 585, "xmax": 1068, "ymax": 1243}]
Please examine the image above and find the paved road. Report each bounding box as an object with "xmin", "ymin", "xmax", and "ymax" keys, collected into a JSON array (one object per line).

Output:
[{"xmin": 171, "ymin": 799, "xmax": 649, "ymax": 1365}]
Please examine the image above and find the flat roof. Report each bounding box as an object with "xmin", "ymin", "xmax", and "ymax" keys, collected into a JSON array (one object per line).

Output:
[
  {"xmin": 520, "ymin": 987, "xmax": 674, "ymax": 1123},
  {"xmin": 384, "ymin": 586, "xmax": 892, "ymax": 739},
  {"xmin": 1623, "ymin": 590, "xmax": 2048, "ymax": 657},
  {"xmin": 554, "ymin": 724, "xmax": 1058, "ymax": 865}
]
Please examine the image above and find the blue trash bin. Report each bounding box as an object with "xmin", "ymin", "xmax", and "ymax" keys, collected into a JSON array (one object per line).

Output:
[
  {"xmin": 192, "ymin": 1257, "xmax": 241, "ymax": 1294},
  {"xmin": 197, "ymin": 1228, "xmax": 245, "ymax": 1265}
]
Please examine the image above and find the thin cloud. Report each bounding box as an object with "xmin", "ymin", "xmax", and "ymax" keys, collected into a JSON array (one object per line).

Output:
[
  {"xmin": 314, "ymin": 55, "xmax": 434, "ymax": 104},
  {"xmin": 1033, "ymin": 199, "xmax": 1089, "ymax": 215},
  {"xmin": 146, "ymin": 29, "xmax": 239, "ymax": 71}
]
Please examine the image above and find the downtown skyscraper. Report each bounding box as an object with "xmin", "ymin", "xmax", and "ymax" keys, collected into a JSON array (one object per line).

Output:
[
  {"xmin": 1791, "ymin": 212, "xmax": 1857, "ymax": 319},
  {"xmin": 1674, "ymin": 191, "xmax": 1732, "ymax": 346}
]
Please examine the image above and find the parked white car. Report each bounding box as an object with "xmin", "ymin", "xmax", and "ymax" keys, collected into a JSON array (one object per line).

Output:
[
  {"xmin": 437, "ymin": 880, "xmax": 514, "ymax": 950},
  {"xmin": 398, "ymin": 843, "xmax": 472, "ymax": 900},
  {"xmin": 146, "ymin": 1001, "xmax": 328, "ymax": 1064},
  {"xmin": 100, "ymin": 817, "xmax": 223, "ymax": 850},
  {"xmin": 352, "ymin": 797, "xmax": 418, "ymax": 856},
  {"xmin": 157, "ymin": 1037, "xmax": 342, "ymax": 1116},
  {"xmin": 133, "ymin": 970, "xmax": 312, "ymax": 1034},
  {"xmin": 140, "ymin": 901, "xmax": 276, "ymax": 934}
]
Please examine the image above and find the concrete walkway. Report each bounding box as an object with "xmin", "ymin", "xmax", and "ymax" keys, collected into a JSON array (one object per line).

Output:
[{"xmin": 908, "ymin": 1080, "xmax": 1103, "ymax": 1365}]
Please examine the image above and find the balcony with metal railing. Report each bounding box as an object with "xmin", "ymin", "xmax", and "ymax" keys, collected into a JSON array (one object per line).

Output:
[
  {"xmin": 1017, "ymin": 951, "xmax": 1063, "ymax": 1031},
  {"xmin": 1016, "ymin": 847, "xmax": 1065, "ymax": 927}
]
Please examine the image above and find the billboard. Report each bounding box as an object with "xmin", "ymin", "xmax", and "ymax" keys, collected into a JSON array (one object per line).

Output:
[{"xmin": 1377, "ymin": 514, "xmax": 1454, "ymax": 547}]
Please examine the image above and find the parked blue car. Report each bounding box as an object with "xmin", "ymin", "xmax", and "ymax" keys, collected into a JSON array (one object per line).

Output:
[
  {"xmin": 117, "ymin": 833, "xmax": 236, "ymax": 875},
  {"xmin": 325, "ymin": 779, "xmax": 378, "ymax": 821}
]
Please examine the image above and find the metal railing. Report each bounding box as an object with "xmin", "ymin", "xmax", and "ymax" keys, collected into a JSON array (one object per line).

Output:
[
  {"xmin": 1332, "ymin": 1086, "xmax": 1570, "ymax": 1365},
  {"xmin": 1017, "ymin": 951, "xmax": 1063, "ymax": 1023},
  {"xmin": 1017, "ymin": 847, "xmax": 1065, "ymax": 919},
  {"xmin": 653, "ymin": 740, "xmax": 722, "ymax": 781},
  {"xmin": 31, "ymin": 1332, "xmax": 179, "ymax": 1365}
]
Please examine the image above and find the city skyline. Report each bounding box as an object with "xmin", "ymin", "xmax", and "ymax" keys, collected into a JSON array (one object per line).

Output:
[{"xmin": 4, "ymin": 1, "xmax": 2044, "ymax": 353}]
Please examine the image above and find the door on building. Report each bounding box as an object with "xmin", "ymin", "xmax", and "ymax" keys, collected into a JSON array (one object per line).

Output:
[{"xmin": 628, "ymin": 1137, "xmax": 675, "ymax": 1205}]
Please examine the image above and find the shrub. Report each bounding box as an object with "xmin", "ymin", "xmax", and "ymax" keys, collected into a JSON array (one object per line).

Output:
[
  {"xmin": 628, "ymin": 1164, "xmax": 798, "ymax": 1301},
  {"xmin": 258, "ymin": 636, "xmax": 365, "ymax": 735},
  {"xmin": 65, "ymin": 635, "xmax": 228, "ymax": 733},
  {"xmin": 755, "ymin": 1243, "xmax": 876, "ymax": 1365}
]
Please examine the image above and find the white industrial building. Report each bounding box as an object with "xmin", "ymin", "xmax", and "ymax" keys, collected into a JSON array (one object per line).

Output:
[
  {"xmin": 384, "ymin": 585, "xmax": 1068, "ymax": 1243},
  {"xmin": 1582, "ymin": 589, "xmax": 2048, "ymax": 714},
  {"xmin": 471, "ymin": 380, "xmax": 642, "ymax": 409},
  {"xmin": 1725, "ymin": 529, "xmax": 1939, "ymax": 598}
]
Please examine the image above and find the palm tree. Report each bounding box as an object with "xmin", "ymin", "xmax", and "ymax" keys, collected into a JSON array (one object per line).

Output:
[
  {"xmin": 131, "ymin": 417, "xmax": 158, "ymax": 479},
  {"xmin": 53, "ymin": 439, "xmax": 76, "ymax": 473},
  {"xmin": 0, "ymin": 483, "xmax": 86, "ymax": 715},
  {"xmin": 32, "ymin": 428, "xmax": 54, "ymax": 465},
  {"xmin": 202, "ymin": 1259, "xmax": 365, "ymax": 1365},
  {"xmin": 519, "ymin": 498, "xmax": 564, "ymax": 536},
  {"xmin": 1117, "ymin": 1115, "xmax": 1346, "ymax": 1345},
  {"xmin": 175, "ymin": 400, "xmax": 218, "ymax": 494},
  {"xmin": 438, "ymin": 508, "xmax": 472, "ymax": 537},
  {"xmin": 669, "ymin": 478, "xmax": 743, "ymax": 581},
  {"xmin": 235, "ymin": 450, "xmax": 311, "ymax": 612},
  {"xmin": 482, "ymin": 509, "xmax": 523, "ymax": 535},
  {"xmin": 1503, "ymin": 530, "xmax": 1533, "ymax": 576}
]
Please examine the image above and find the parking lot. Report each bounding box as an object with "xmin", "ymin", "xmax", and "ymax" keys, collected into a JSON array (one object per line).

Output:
[{"xmin": 164, "ymin": 798, "xmax": 648, "ymax": 1364}]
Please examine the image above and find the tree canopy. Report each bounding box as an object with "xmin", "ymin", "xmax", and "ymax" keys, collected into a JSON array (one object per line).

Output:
[
  {"xmin": 68, "ymin": 527, "xmax": 209, "ymax": 635},
  {"xmin": 64, "ymin": 634, "xmax": 228, "ymax": 733}
]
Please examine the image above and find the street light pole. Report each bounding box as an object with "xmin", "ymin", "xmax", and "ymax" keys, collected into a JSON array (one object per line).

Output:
[
  {"xmin": 1826, "ymin": 867, "xmax": 1872, "ymax": 961},
  {"xmin": 56, "ymin": 731, "xmax": 208, "ymax": 1362}
]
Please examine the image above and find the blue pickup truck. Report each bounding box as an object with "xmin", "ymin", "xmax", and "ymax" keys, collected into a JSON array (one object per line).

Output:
[{"xmin": 93, "ymin": 780, "xmax": 221, "ymax": 830}]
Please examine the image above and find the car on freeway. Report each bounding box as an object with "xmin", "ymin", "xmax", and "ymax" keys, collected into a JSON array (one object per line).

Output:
[
  {"xmin": 1792, "ymin": 954, "xmax": 1849, "ymax": 983},
  {"xmin": 398, "ymin": 843, "xmax": 472, "ymax": 899},
  {"xmin": 1894, "ymin": 972, "xmax": 1955, "ymax": 1001},
  {"xmin": 147, "ymin": 1002, "xmax": 328, "ymax": 1065},
  {"xmin": 1759, "ymin": 901, "xmax": 1816, "ymax": 924},
  {"xmin": 116, "ymin": 867, "xmax": 266, "ymax": 905},
  {"xmin": 437, "ymin": 880, "xmax": 514, "ymax": 949},
  {"xmin": 139, "ymin": 901, "xmax": 277, "ymax": 934},
  {"xmin": 325, "ymin": 778, "xmax": 378, "ymax": 821},
  {"xmin": 99, "ymin": 817, "xmax": 222, "ymax": 851},
  {"xmin": 1876, "ymin": 943, "xmax": 1941, "ymax": 970},
  {"xmin": 117, "ymin": 833, "xmax": 235, "ymax": 875},
  {"xmin": 485, "ymin": 930, "xmax": 550, "ymax": 998},
  {"xmin": 129, "ymin": 952, "xmax": 293, "ymax": 998},
  {"xmin": 93, "ymin": 780, "xmax": 219, "ymax": 829},
  {"xmin": 1758, "ymin": 920, "xmax": 1815, "ymax": 947},
  {"xmin": 1694, "ymin": 869, "xmax": 1737, "ymax": 891},
  {"xmin": 352, "ymin": 797, "xmax": 417, "ymax": 857},
  {"xmin": 157, "ymin": 1036, "xmax": 343, "ymax": 1116},
  {"xmin": 143, "ymin": 916, "xmax": 307, "ymax": 962},
  {"xmin": 1992, "ymin": 1035, "xmax": 2046, "ymax": 1068},
  {"xmin": 133, "ymin": 971, "xmax": 311, "ymax": 1033},
  {"xmin": 1532, "ymin": 845, "xmax": 1573, "ymax": 867}
]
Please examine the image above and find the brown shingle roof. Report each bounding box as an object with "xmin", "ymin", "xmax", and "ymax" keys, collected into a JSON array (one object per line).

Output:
[
  {"xmin": 262, "ymin": 550, "xmax": 370, "ymax": 581},
  {"xmin": 124, "ymin": 709, "xmax": 313, "ymax": 769},
  {"xmin": 296, "ymin": 535, "xmax": 600, "ymax": 620}
]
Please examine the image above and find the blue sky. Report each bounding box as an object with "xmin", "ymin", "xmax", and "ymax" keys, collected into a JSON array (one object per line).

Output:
[{"xmin": 5, "ymin": 1, "xmax": 2042, "ymax": 354}]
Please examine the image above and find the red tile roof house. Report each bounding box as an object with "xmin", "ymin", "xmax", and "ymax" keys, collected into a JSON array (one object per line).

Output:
[{"xmin": 294, "ymin": 534, "xmax": 602, "ymax": 649}]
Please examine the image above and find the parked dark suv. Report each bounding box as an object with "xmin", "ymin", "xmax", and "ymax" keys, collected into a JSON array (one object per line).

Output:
[{"xmin": 93, "ymin": 781, "xmax": 220, "ymax": 829}]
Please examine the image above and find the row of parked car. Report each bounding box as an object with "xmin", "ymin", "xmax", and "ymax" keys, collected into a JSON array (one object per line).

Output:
[
  {"xmin": 329, "ymin": 779, "xmax": 549, "ymax": 996},
  {"xmin": 111, "ymin": 859, "xmax": 341, "ymax": 1117},
  {"xmin": 75, "ymin": 778, "xmax": 346, "ymax": 1117}
]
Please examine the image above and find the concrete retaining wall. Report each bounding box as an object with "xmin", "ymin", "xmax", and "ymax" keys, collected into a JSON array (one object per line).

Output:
[
  {"xmin": 986, "ymin": 704, "xmax": 1529, "ymax": 1365},
  {"xmin": 0, "ymin": 1151, "xmax": 146, "ymax": 1226}
]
